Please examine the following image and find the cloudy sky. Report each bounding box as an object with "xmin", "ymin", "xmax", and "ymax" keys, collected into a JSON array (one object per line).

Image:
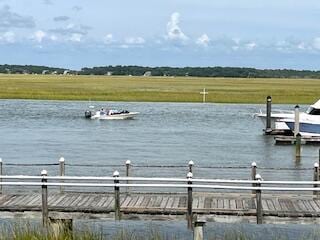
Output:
[{"xmin": 1, "ymin": 0, "xmax": 320, "ymax": 70}]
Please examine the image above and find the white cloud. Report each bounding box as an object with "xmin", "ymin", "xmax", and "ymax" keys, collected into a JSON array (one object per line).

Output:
[
  {"xmin": 50, "ymin": 34, "xmax": 58, "ymax": 41},
  {"xmin": 69, "ymin": 33, "xmax": 82, "ymax": 42},
  {"xmin": 103, "ymin": 34, "xmax": 113, "ymax": 44},
  {"xmin": 125, "ymin": 37, "xmax": 145, "ymax": 44},
  {"xmin": 196, "ymin": 34, "xmax": 210, "ymax": 47},
  {"xmin": 313, "ymin": 38, "xmax": 320, "ymax": 50},
  {"xmin": 33, "ymin": 30, "xmax": 46, "ymax": 43},
  {"xmin": 245, "ymin": 42, "xmax": 257, "ymax": 50},
  {"xmin": 1, "ymin": 31, "xmax": 15, "ymax": 43},
  {"xmin": 166, "ymin": 12, "xmax": 188, "ymax": 41}
]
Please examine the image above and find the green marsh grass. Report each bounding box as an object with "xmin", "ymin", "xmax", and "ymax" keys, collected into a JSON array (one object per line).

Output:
[{"xmin": 1, "ymin": 74, "xmax": 320, "ymax": 103}]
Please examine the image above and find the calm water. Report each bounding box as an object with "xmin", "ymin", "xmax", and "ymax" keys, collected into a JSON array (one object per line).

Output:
[
  {"xmin": 0, "ymin": 99, "xmax": 318, "ymax": 179},
  {"xmin": 0, "ymin": 99, "xmax": 320, "ymax": 239}
]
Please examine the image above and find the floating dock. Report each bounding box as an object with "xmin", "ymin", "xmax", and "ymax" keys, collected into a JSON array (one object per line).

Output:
[{"xmin": 275, "ymin": 135, "xmax": 320, "ymax": 145}]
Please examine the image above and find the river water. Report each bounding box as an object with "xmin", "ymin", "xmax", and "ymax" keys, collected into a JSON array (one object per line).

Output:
[{"xmin": 0, "ymin": 99, "xmax": 319, "ymax": 239}]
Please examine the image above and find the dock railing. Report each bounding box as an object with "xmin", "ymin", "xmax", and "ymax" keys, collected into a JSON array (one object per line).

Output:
[{"xmin": 1, "ymin": 168, "xmax": 320, "ymax": 227}]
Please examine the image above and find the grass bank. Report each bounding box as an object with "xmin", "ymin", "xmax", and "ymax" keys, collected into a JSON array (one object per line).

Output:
[{"xmin": 1, "ymin": 74, "xmax": 320, "ymax": 103}]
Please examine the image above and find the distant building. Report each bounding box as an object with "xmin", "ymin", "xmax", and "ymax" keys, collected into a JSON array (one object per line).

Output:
[
  {"xmin": 42, "ymin": 70, "xmax": 49, "ymax": 75},
  {"xmin": 106, "ymin": 71, "xmax": 112, "ymax": 76},
  {"xmin": 63, "ymin": 70, "xmax": 70, "ymax": 75},
  {"xmin": 51, "ymin": 71, "xmax": 58, "ymax": 75},
  {"xmin": 143, "ymin": 71, "xmax": 152, "ymax": 77}
]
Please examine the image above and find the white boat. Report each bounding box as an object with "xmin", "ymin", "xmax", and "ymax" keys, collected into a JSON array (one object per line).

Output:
[
  {"xmin": 85, "ymin": 108, "xmax": 139, "ymax": 120},
  {"xmin": 281, "ymin": 118, "xmax": 320, "ymax": 137},
  {"xmin": 279, "ymin": 100, "xmax": 320, "ymax": 136},
  {"xmin": 255, "ymin": 99, "xmax": 320, "ymax": 131}
]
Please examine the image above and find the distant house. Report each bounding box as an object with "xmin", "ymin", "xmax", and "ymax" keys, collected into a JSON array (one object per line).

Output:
[
  {"xmin": 42, "ymin": 70, "xmax": 49, "ymax": 75},
  {"xmin": 143, "ymin": 71, "xmax": 152, "ymax": 77},
  {"xmin": 51, "ymin": 71, "xmax": 58, "ymax": 75},
  {"xmin": 106, "ymin": 71, "xmax": 112, "ymax": 76},
  {"xmin": 63, "ymin": 70, "xmax": 70, "ymax": 75}
]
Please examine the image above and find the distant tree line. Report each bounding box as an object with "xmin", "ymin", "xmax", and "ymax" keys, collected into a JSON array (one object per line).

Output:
[
  {"xmin": 2, "ymin": 64, "xmax": 320, "ymax": 78},
  {"xmin": 0, "ymin": 65, "xmax": 69, "ymax": 74},
  {"xmin": 80, "ymin": 65, "xmax": 320, "ymax": 78}
]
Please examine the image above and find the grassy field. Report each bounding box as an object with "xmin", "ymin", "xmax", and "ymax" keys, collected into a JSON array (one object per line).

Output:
[{"xmin": 1, "ymin": 74, "xmax": 320, "ymax": 103}]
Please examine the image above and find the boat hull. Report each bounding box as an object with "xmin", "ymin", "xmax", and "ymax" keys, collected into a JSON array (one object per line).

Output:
[
  {"xmin": 284, "ymin": 121, "xmax": 320, "ymax": 137},
  {"xmin": 91, "ymin": 112, "xmax": 139, "ymax": 120}
]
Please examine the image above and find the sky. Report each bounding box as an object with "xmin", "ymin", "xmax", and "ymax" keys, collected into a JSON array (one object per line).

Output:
[{"xmin": 1, "ymin": 0, "xmax": 320, "ymax": 70}]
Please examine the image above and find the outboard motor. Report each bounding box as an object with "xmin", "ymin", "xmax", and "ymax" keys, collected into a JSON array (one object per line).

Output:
[{"xmin": 85, "ymin": 110, "xmax": 92, "ymax": 119}]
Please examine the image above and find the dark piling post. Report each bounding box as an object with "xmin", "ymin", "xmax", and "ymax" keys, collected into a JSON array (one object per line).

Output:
[
  {"xmin": 125, "ymin": 160, "xmax": 131, "ymax": 195},
  {"xmin": 265, "ymin": 96, "xmax": 272, "ymax": 134},
  {"xmin": 187, "ymin": 172, "xmax": 193, "ymax": 229},
  {"xmin": 193, "ymin": 218, "xmax": 206, "ymax": 240},
  {"xmin": 314, "ymin": 163, "xmax": 319, "ymax": 196},
  {"xmin": 296, "ymin": 133, "xmax": 302, "ymax": 158},
  {"xmin": 255, "ymin": 174, "xmax": 263, "ymax": 224},
  {"xmin": 41, "ymin": 170, "xmax": 49, "ymax": 227},
  {"xmin": 251, "ymin": 162, "xmax": 257, "ymax": 194},
  {"xmin": 59, "ymin": 157, "xmax": 65, "ymax": 194},
  {"xmin": 188, "ymin": 160, "xmax": 194, "ymax": 173},
  {"xmin": 113, "ymin": 171, "xmax": 121, "ymax": 220}
]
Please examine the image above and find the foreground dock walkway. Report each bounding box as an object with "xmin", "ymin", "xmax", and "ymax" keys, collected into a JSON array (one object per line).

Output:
[
  {"xmin": 1, "ymin": 159, "xmax": 320, "ymax": 226},
  {"xmin": 1, "ymin": 192, "xmax": 320, "ymax": 220}
]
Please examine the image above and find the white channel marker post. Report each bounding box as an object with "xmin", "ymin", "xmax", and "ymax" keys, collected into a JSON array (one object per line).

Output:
[{"xmin": 200, "ymin": 88, "xmax": 208, "ymax": 103}]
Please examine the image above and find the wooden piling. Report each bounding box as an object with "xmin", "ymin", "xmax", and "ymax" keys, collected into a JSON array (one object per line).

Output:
[
  {"xmin": 296, "ymin": 133, "xmax": 301, "ymax": 158},
  {"xmin": 125, "ymin": 160, "xmax": 131, "ymax": 195},
  {"xmin": 193, "ymin": 218, "xmax": 206, "ymax": 240},
  {"xmin": 251, "ymin": 162, "xmax": 257, "ymax": 194},
  {"xmin": 294, "ymin": 105, "xmax": 300, "ymax": 137},
  {"xmin": 187, "ymin": 172, "xmax": 193, "ymax": 229},
  {"xmin": 41, "ymin": 170, "xmax": 49, "ymax": 227},
  {"xmin": 188, "ymin": 160, "xmax": 194, "ymax": 173},
  {"xmin": 265, "ymin": 96, "xmax": 272, "ymax": 134},
  {"xmin": 255, "ymin": 174, "xmax": 263, "ymax": 224},
  {"xmin": 113, "ymin": 171, "xmax": 121, "ymax": 220},
  {"xmin": 59, "ymin": 157, "xmax": 65, "ymax": 194},
  {"xmin": 314, "ymin": 163, "xmax": 319, "ymax": 196}
]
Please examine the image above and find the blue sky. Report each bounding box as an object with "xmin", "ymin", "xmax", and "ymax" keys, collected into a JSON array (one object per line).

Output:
[{"xmin": 1, "ymin": 0, "xmax": 320, "ymax": 70}]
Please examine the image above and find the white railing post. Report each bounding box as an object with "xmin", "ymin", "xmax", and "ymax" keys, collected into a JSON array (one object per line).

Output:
[
  {"xmin": 187, "ymin": 171, "xmax": 193, "ymax": 229},
  {"xmin": 41, "ymin": 170, "xmax": 49, "ymax": 227},
  {"xmin": 113, "ymin": 171, "xmax": 121, "ymax": 220},
  {"xmin": 255, "ymin": 174, "xmax": 263, "ymax": 224},
  {"xmin": 59, "ymin": 157, "xmax": 65, "ymax": 193}
]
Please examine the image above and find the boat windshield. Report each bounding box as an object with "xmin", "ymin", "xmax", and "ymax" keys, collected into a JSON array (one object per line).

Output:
[{"xmin": 306, "ymin": 107, "xmax": 320, "ymax": 115}]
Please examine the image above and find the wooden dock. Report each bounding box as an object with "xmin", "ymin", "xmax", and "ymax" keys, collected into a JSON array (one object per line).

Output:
[
  {"xmin": 1, "ymin": 192, "xmax": 320, "ymax": 223},
  {"xmin": 274, "ymin": 135, "xmax": 320, "ymax": 145}
]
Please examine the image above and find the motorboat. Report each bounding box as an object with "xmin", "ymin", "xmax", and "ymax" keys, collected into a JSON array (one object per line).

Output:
[
  {"xmin": 281, "ymin": 118, "xmax": 320, "ymax": 137},
  {"xmin": 279, "ymin": 100, "xmax": 320, "ymax": 136},
  {"xmin": 85, "ymin": 108, "xmax": 139, "ymax": 120},
  {"xmin": 255, "ymin": 99, "xmax": 320, "ymax": 131}
]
